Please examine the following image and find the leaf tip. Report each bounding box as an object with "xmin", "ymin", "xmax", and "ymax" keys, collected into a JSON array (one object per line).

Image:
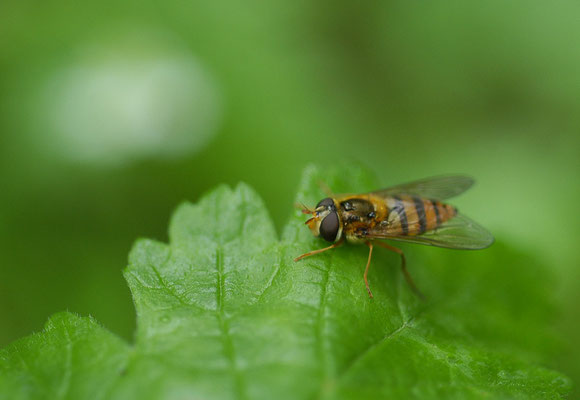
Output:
[{"xmin": 126, "ymin": 238, "xmax": 169, "ymax": 274}]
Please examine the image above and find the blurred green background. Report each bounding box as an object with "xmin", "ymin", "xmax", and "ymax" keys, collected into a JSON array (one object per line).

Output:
[{"xmin": 1, "ymin": 0, "xmax": 578, "ymax": 394}]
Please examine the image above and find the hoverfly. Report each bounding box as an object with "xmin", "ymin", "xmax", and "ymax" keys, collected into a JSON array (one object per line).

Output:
[{"xmin": 294, "ymin": 175, "xmax": 494, "ymax": 299}]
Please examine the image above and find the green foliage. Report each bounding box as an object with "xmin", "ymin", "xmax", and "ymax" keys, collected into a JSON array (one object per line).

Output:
[{"xmin": 0, "ymin": 165, "xmax": 571, "ymax": 399}]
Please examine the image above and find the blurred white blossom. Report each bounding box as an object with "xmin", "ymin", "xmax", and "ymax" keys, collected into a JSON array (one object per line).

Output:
[{"xmin": 41, "ymin": 28, "xmax": 222, "ymax": 165}]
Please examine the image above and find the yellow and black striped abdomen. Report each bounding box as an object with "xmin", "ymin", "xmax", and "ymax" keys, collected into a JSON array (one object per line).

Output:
[{"xmin": 385, "ymin": 195, "xmax": 457, "ymax": 236}]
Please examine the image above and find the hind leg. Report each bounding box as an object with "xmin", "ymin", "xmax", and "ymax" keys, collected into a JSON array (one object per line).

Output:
[{"xmin": 375, "ymin": 241, "xmax": 425, "ymax": 300}]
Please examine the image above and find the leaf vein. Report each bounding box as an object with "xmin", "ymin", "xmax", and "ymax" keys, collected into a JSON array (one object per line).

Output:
[
  {"xmin": 215, "ymin": 246, "xmax": 247, "ymax": 400},
  {"xmin": 148, "ymin": 264, "xmax": 190, "ymax": 307},
  {"xmin": 56, "ymin": 324, "xmax": 72, "ymax": 399},
  {"xmin": 338, "ymin": 315, "xmax": 416, "ymax": 380},
  {"xmin": 316, "ymin": 252, "xmax": 335, "ymax": 394},
  {"xmin": 253, "ymin": 246, "xmax": 284, "ymax": 305}
]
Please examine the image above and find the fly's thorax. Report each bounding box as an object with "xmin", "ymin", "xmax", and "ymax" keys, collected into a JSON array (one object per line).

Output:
[
  {"xmin": 339, "ymin": 197, "xmax": 376, "ymax": 223},
  {"xmin": 306, "ymin": 197, "xmax": 343, "ymax": 243},
  {"xmin": 338, "ymin": 195, "xmax": 387, "ymax": 244}
]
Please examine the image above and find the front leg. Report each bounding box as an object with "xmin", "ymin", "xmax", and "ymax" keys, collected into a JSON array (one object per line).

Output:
[{"xmin": 293, "ymin": 238, "xmax": 344, "ymax": 262}]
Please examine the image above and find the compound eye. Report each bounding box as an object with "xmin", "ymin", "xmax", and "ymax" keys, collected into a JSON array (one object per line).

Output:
[
  {"xmin": 316, "ymin": 197, "xmax": 334, "ymax": 209},
  {"xmin": 319, "ymin": 211, "xmax": 339, "ymax": 242}
]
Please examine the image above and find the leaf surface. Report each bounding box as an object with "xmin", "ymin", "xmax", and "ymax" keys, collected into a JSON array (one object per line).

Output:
[{"xmin": 0, "ymin": 165, "xmax": 571, "ymax": 399}]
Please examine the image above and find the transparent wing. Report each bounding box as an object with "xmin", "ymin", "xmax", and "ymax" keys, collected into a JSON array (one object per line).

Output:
[
  {"xmin": 366, "ymin": 214, "xmax": 494, "ymax": 250},
  {"xmin": 370, "ymin": 175, "xmax": 474, "ymax": 200}
]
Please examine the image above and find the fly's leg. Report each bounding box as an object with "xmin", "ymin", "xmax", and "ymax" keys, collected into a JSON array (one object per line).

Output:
[
  {"xmin": 375, "ymin": 241, "xmax": 426, "ymax": 300},
  {"xmin": 364, "ymin": 241, "xmax": 374, "ymax": 298},
  {"xmin": 294, "ymin": 238, "xmax": 344, "ymax": 262}
]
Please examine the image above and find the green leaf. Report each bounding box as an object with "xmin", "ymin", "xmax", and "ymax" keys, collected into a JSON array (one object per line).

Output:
[{"xmin": 0, "ymin": 164, "xmax": 571, "ymax": 399}]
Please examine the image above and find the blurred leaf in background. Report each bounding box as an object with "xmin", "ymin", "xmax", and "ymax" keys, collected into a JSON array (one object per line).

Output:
[{"xmin": 0, "ymin": 0, "xmax": 578, "ymax": 395}]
